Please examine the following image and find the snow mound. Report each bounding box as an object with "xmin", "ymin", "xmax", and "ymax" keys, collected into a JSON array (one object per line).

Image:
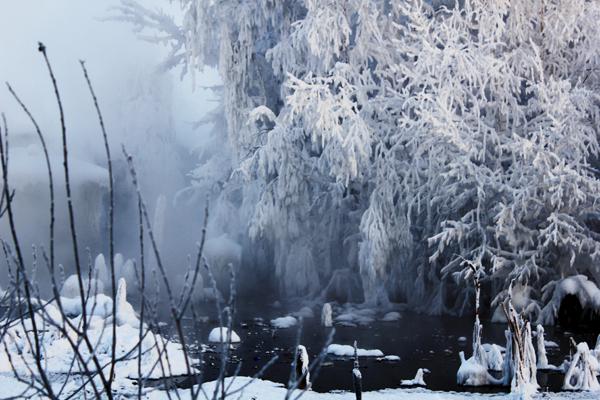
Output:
[
  {"xmin": 208, "ymin": 327, "xmax": 241, "ymax": 343},
  {"xmin": 271, "ymin": 316, "xmax": 298, "ymax": 328},
  {"xmin": 61, "ymin": 274, "xmax": 104, "ymax": 298},
  {"xmin": 0, "ymin": 291, "xmax": 195, "ymax": 389},
  {"xmin": 327, "ymin": 344, "xmax": 383, "ymax": 357},
  {"xmin": 401, "ymin": 368, "xmax": 428, "ymax": 386}
]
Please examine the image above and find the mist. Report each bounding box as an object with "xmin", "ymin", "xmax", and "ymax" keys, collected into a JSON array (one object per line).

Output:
[{"xmin": 0, "ymin": 1, "xmax": 222, "ymax": 295}]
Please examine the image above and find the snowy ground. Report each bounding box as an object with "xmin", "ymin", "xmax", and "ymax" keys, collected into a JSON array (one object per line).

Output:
[
  {"xmin": 2, "ymin": 374, "xmax": 598, "ymax": 400},
  {"xmin": 150, "ymin": 377, "xmax": 600, "ymax": 400}
]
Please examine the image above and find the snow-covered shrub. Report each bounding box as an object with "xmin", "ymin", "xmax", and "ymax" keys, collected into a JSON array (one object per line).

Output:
[
  {"xmin": 563, "ymin": 342, "xmax": 600, "ymax": 391},
  {"xmin": 540, "ymin": 275, "xmax": 600, "ymax": 325}
]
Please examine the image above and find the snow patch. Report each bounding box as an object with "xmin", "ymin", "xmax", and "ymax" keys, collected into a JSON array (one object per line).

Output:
[
  {"xmin": 327, "ymin": 344, "xmax": 383, "ymax": 357},
  {"xmin": 270, "ymin": 316, "xmax": 298, "ymax": 329},
  {"xmin": 208, "ymin": 327, "xmax": 241, "ymax": 343}
]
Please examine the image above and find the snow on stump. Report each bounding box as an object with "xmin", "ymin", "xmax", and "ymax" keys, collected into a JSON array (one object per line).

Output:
[
  {"xmin": 321, "ymin": 303, "xmax": 333, "ymax": 327},
  {"xmin": 115, "ymin": 278, "xmax": 140, "ymax": 327},
  {"xmin": 502, "ymin": 299, "xmax": 539, "ymax": 398},
  {"xmin": 208, "ymin": 327, "xmax": 241, "ymax": 343},
  {"xmin": 535, "ymin": 324, "xmax": 556, "ymax": 370},
  {"xmin": 295, "ymin": 345, "xmax": 310, "ymax": 390}
]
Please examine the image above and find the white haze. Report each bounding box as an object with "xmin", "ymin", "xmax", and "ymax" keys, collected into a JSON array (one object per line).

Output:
[{"xmin": 0, "ymin": 1, "xmax": 221, "ymax": 293}]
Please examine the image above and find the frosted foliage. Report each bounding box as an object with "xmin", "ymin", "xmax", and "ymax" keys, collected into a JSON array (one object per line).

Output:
[{"xmin": 118, "ymin": 0, "xmax": 600, "ymax": 311}]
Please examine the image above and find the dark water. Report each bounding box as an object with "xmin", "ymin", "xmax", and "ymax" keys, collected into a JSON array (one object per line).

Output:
[{"xmin": 158, "ymin": 301, "xmax": 599, "ymax": 394}]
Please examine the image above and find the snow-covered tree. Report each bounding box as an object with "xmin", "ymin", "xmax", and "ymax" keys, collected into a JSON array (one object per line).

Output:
[{"xmin": 116, "ymin": 0, "xmax": 600, "ymax": 314}]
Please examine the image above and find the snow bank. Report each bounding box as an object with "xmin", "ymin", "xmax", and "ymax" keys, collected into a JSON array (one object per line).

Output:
[
  {"xmin": 3, "ymin": 373, "xmax": 600, "ymax": 399},
  {"xmin": 146, "ymin": 376, "xmax": 600, "ymax": 400},
  {"xmin": 271, "ymin": 316, "xmax": 298, "ymax": 328},
  {"xmin": 327, "ymin": 344, "xmax": 383, "ymax": 357},
  {"xmin": 208, "ymin": 327, "xmax": 241, "ymax": 343},
  {"xmin": 0, "ymin": 280, "xmax": 195, "ymax": 392}
]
